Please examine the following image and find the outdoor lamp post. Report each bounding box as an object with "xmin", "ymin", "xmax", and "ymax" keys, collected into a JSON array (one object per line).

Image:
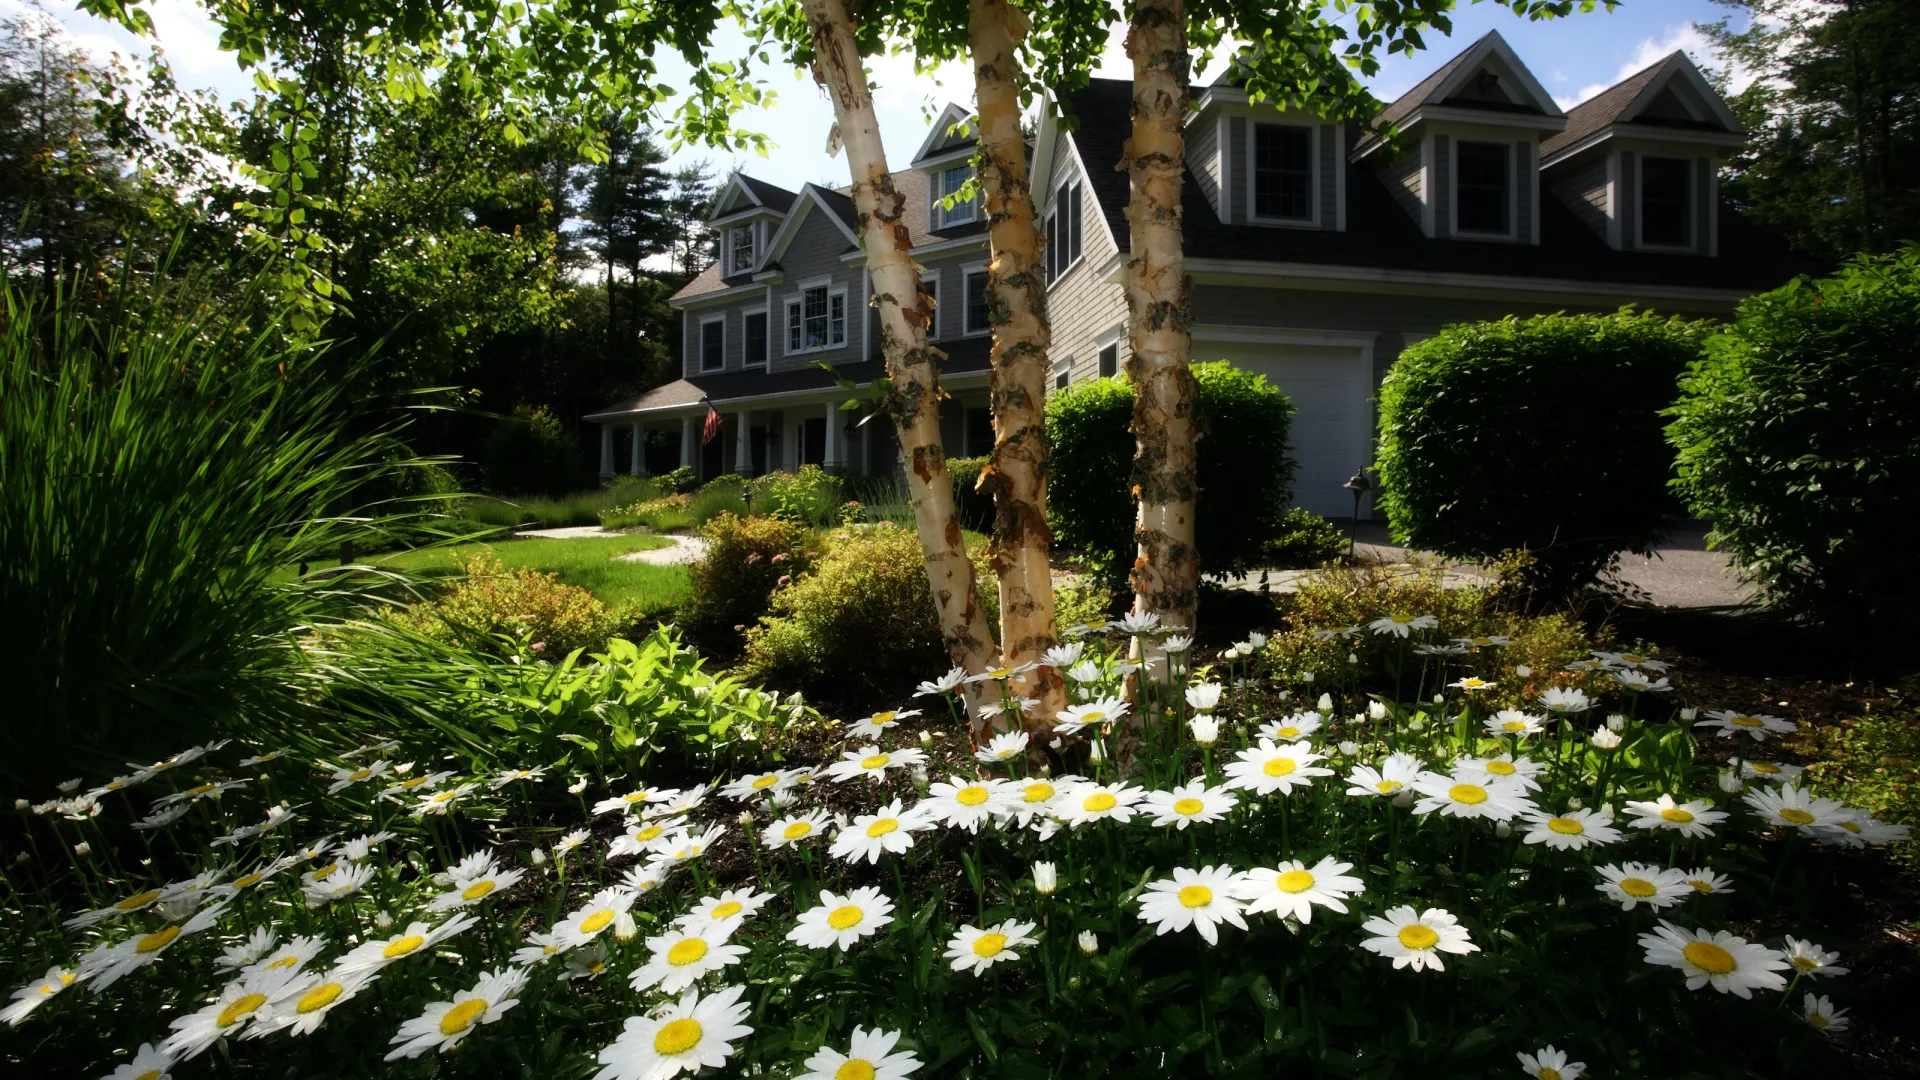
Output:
[{"xmin": 1344, "ymin": 470, "xmax": 1372, "ymax": 557}]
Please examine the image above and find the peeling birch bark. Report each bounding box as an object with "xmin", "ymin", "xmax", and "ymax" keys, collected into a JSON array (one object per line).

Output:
[
  {"xmin": 801, "ymin": 0, "xmax": 999, "ymax": 716},
  {"xmin": 1122, "ymin": 0, "xmax": 1200, "ymax": 634},
  {"xmin": 967, "ymin": 0, "xmax": 1067, "ymax": 735}
]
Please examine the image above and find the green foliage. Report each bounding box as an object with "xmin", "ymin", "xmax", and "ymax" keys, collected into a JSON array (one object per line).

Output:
[
  {"xmin": 463, "ymin": 480, "xmax": 651, "ymax": 530},
  {"xmin": 389, "ymin": 550, "xmax": 637, "ymax": 656},
  {"xmin": 655, "ymin": 465, "xmax": 698, "ymax": 494},
  {"xmin": 1047, "ymin": 362, "xmax": 1297, "ymax": 584},
  {"xmin": 739, "ymin": 523, "xmax": 996, "ymax": 709},
  {"xmin": 1800, "ymin": 689, "xmax": 1920, "ymax": 866},
  {"xmin": 482, "ymin": 404, "xmax": 585, "ymax": 497},
  {"xmin": 311, "ymin": 534, "xmax": 684, "ymax": 613},
  {"xmin": 683, "ymin": 513, "xmax": 817, "ymax": 653},
  {"xmin": 689, "ymin": 475, "xmax": 751, "ymax": 523},
  {"xmin": 1376, "ymin": 310, "xmax": 1710, "ymax": 597},
  {"xmin": 945, "ymin": 454, "xmax": 995, "ymax": 532},
  {"xmin": 1667, "ymin": 248, "xmax": 1920, "ymax": 630},
  {"xmin": 601, "ymin": 497, "xmax": 694, "ymax": 532},
  {"xmin": 1052, "ymin": 572, "xmax": 1118, "ymax": 629},
  {"xmin": 0, "ymin": 270, "xmax": 431, "ymax": 792},
  {"xmin": 747, "ymin": 465, "xmax": 857, "ymax": 528},
  {"xmin": 1267, "ymin": 506, "xmax": 1347, "ymax": 569}
]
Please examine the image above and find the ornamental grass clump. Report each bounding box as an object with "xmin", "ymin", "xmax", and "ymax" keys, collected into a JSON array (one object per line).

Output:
[{"xmin": 4, "ymin": 611, "xmax": 1908, "ymax": 1078}]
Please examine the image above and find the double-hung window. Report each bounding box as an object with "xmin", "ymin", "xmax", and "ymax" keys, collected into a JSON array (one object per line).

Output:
[
  {"xmin": 1454, "ymin": 141, "xmax": 1511, "ymax": 235},
  {"xmin": 744, "ymin": 311, "xmax": 768, "ymax": 367},
  {"xmin": 728, "ymin": 226, "xmax": 755, "ymax": 274},
  {"xmin": 699, "ymin": 317, "xmax": 725, "ymax": 372},
  {"xmin": 932, "ymin": 166, "xmax": 977, "ymax": 228},
  {"xmin": 1252, "ymin": 124, "xmax": 1315, "ymax": 221},
  {"xmin": 963, "ymin": 268, "xmax": 990, "ymax": 335},
  {"xmin": 1045, "ymin": 180, "xmax": 1083, "ymax": 281},
  {"xmin": 785, "ymin": 284, "xmax": 846, "ymax": 353},
  {"xmin": 1640, "ymin": 157, "xmax": 1692, "ymax": 247}
]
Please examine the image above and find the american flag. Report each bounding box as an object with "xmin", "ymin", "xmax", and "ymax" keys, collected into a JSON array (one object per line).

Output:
[{"xmin": 701, "ymin": 405, "xmax": 723, "ymax": 445}]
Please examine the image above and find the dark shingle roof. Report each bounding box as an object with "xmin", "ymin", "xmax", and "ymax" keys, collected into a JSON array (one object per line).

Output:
[
  {"xmin": 1057, "ymin": 77, "xmax": 1795, "ymax": 294},
  {"xmin": 1370, "ymin": 34, "xmax": 1489, "ymax": 135},
  {"xmin": 585, "ymin": 336, "xmax": 994, "ymax": 419},
  {"xmin": 738, "ymin": 174, "xmax": 798, "ymax": 213},
  {"xmin": 1540, "ymin": 58, "xmax": 1667, "ymax": 160}
]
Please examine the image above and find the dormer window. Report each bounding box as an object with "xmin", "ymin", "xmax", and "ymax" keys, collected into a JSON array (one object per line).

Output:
[
  {"xmin": 1640, "ymin": 157, "xmax": 1693, "ymax": 248},
  {"xmin": 728, "ymin": 226, "xmax": 756, "ymax": 275},
  {"xmin": 1251, "ymin": 123, "xmax": 1315, "ymax": 222},
  {"xmin": 932, "ymin": 166, "xmax": 976, "ymax": 228},
  {"xmin": 1454, "ymin": 141, "xmax": 1512, "ymax": 235}
]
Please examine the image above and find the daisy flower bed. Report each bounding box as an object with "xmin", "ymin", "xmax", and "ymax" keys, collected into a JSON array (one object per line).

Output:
[{"xmin": 2, "ymin": 615, "xmax": 1910, "ymax": 1079}]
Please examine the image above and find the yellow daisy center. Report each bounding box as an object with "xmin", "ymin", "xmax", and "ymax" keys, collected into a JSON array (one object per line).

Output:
[
  {"xmin": 430, "ymin": 791, "xmax": 457, "ymax": 803},
  {"xmin": 580, "ymin": 910, "xmax": 616, "ymax": 934},
  {"xmin": 1682, "ymin": 941, "xmax": 1736, "ymax": 975},
  {"xmin": 624, "ymin": 792, "xmax": 650, "ymax": 803},
  {"xmin": 1083, "ymin": 792, "xmax": 1117, "ymax": 812},
  {"xmin": 710, "ymin": 901, "xmax": 744, "ymax": 920},
  {"xmin": 439, "ymin": 998, "xmax": 487, "ymax": 1036},
  {"xmin": 956, "ymin": 786, "xmax": 990, "ymax": 806},
  {"xmin": 187, "ymin": 782, "xmax": 217, "ymax": 794},
  {"xmin": 1540, "ymin": 1069, "xmax": 1562, "ymax": 1080},
  {"xmin": 115, "ymin": 889, "xmax": 161, "ymax": 911},
  {"xmin": 668, "ymin": 938, "xmax": 709, "ymax": 966},
  {"xmin": 1263, "ymin": 757, "xmax": 1297, "ymax": 777},
  {"xmin": 872, "ymin": 712, "xmax": 895, "ymax": 724},
  {"xmin": 1751, "ymin": 762, "xmax": 1780, "ymax": 774},
  {"xmin": 1485, "ymin": 761, "xmax": 1516, "ymax": 776},
  {"xmin": 1729, "ymin": 716, "xmax": 1764, "ymax": 728},
  {"xmin": 231, "ymin": 872, "xmax": 265, "ymax": 889},
  {"xmin": 1462, "ymin": 679, "xmax": 1487, "ymax": 689},
  {"xmin": 1376, "ymin": 780, "xmax": 1403, "ymax": 794},
  {"xmin": 1082, "ymin": 711, "xmax": 1107, "ymax": 725},
  {"xmin": 1448, "ymin": 784, "xmax": 1488, "ymax": 805},
  {"xmin": 1810, "ymin": 1013, "xmax": 1830, "ymax": 1030},
  {"xmin": 383, "ymin": 935, "xmax": 426, "ymax": 958},
  {"xmin": 783, "ymin": 822, "xmax": 813, "ymax": 840},
  {"xmin": 348, "ymin": 768, "xmax": 372, "ymax": 781},
  {"xmin": 297, "ymin": 982, "xmax": 344, "ymax": 1014},
  {"xmin": 1619, "ymin": 877, "xmax": 1657, "ymax": 898},
  {"xmin": 836, "ymin": 1060, "xmax": 878, "ymax": 1080},
  {"xmin": 216, "ymin": 993, "xmax": 267, "ymax": 1028},
  {"xmin": 1502, "ymin": 721, "xmax": 1527, "ymax": 732},
  {"xmin": 1177, "ymin": 884, "xmax": 1213, "ymax": 908},
  {"xmin": 267, "ymin": 952, "xmax": 301, "ymax": 970},
  {"xmin": 309, "ymin": 862, "xmax": 338, "ymax": 881},
  {"xmin": 866, "ymin": 818, "xmax": 899, "ymax": 837},
  {"xmin": 972, "ymin": 932, "xmax": 1008, "ymax": 958},
  {"xmin": 654, "ymin": 1018, "xmax": 703, "ymax": 1055},
  {"xmin": 135, "ymin": 926, "xmax": 181, "ymax": 954},
  {"xmin": 1547, "ymin": 817, "xmax": 1585, "ymax": 835},
  {"xmin": 1173, "ymin": 797, "xmax": 1205, "ymax": 816},
  {"xmin": 400, "ymin": 777, "xmax": 429, "ymax": 788},
  {"xmin": 1779, "ymin": 808, "xmax": 1816, "ymax": 825},
  {"xmin": 1022, "ymin": 783, "xmax": 1055, "ymax": 803},
  {"xmin": 1660, "ymin": 807, "xmax": 1695, "ymax": 823},
  {"xmin": 1838, "ymin": 820, "xmax": 1861, "ymax": 834},
  {"xmin": 860, "ymin": 754, "xmax": 890, "ymax": 770},
  {"xmin": 1275, "ymin": 727, "xmax": 1300, "ymax": 739},
  {"xmin": 1275, "ymin": 870, "xmax": 1315, "ymax": 894},
  {"xmin": 751, "ymin": 775, "xmax": 780, "ymax": 789},
  {"xmin": 1792, "ymin": 955, "xmax": 1818, "ymax": 971},
  {"xmin": 1392, "ymin": 615, "xmax": 1414, "ymax": 624},
  {"xmin": 134, "ymin": 1071, "xmax": 162, "ymax": 1080},
  {"xmin": 827, "ymin": 905, "xmax": 865, "ymax": 930},
  {"xmin": 462, "ymin": 880, "xmax": 497, "ymax": 901},
  {"xmin": 636, "ymin": 826, "xmax": 664, "ymax": 842},
  {"xmin": 1397, "ymin": 924, "xmax": 1439, "ymax": 950},
  {"xmin": 988, "ymin": 668, "xmax": 1012, "ymax": 679}
]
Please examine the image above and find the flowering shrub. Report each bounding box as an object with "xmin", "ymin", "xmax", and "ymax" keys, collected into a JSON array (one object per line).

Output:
[
  {"xmin": 1667, "ymin": 246, "xmax": 1920, "ymax": 631},
  {"xmin": 1376, "ymin": 311, "xmax": 1710, "ymax": 598},
  {"xmin": 391, "ymin": 551, "xmax": 633, "ymax": 656},
  {"xmin": 747, "ymin": 466, "xmax": 850, "ymax": 528},
  {"xmin": 682, "ymin": 512, "xmax": 815, "ymax": 653},
  {"xmin": 5, "ymin": 609, "xmax": 1906, "ymax": 1079}
]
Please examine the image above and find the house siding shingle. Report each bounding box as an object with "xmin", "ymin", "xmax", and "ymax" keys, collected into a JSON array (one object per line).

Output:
[
  {"xmin": 1546, "ymin": 150, "xmax": 1611, "ymax": 241},
  {"xmin": 1227, "ymin": 117, "xmax": 1247, "ymax": 226},
  {"xmin": 1042, "ymin": 135, "xmax": 1127, "ymax": 387},
  {"xmin": 1516, "ymin": 139, "xmax": 1535, "ymax": 245},
  {"xmin": 1190, "ymin": 115, "xmax": 1221, "ymax": 218},
  {"xmin": 1319, "ymin": 124, "xmax": 1339, "ymax": 227},
  {"xmin": 1431, "ymin": 133, "xmax": 1452, "ymax": 239},
  {"xmin": 1378, "ymin": 147, "xmax": 1426, "ymax": 228}
]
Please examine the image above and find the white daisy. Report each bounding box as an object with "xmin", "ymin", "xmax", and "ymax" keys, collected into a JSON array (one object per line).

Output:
[
  {"xmin": 592, "ymin": 984, "xmax": 752, "ymax": 1080},
  {"xmin": 1622, "ymin": 795, "xmax": 1728, "ymax": 839},
  {"xmin": 646, "ymin": 824, "xmax": 726, "ymax": 872},
  {"xmin": 554, "ymin": 888, "xmax": 638, "ymax": 949},
  {"xmin": 922, "ymin": 777, "xmax": 1012, "ymax": 833},
  {"xmin": 847, "ymin": 709, "xmax": 919, "ymax": 742},
  {"xmin": 647, "ymin": 788, "xmax": 712, "ymax": 820},
  {"xmin": 335, "ymin": 914, "xmax": 480, "ymax": 977},
  {"xmin": 830, "ymin": 800, "xmax": 938, "ymax": 863},
  {"xmin": 674, "ymin": 890, "xmax": 775, "ymax": 935},
  {"xmin": 1680, "ymin": 867, "xmax": 1736, "ymax": 897},
  {"xmin": 628, "ymin": 926, "xmax": 748, "ymax": 995},
  {"xmin": 1449, "ymin": 675, "xmax": 1496, "ymax": 692},
  {"xmin": 1457, "ymin": 754, "xmax": 1545, "ymax": 792},
  {"xmin": 1345, "ymin": 753, "xmax": 1425, "ymax": 799},
  {"xmin": 915, "ymin": 666, "xmax": 968, "ymax": 697},
  {"xmin": 1594, "ymin": 863, "xmax": 1692, "ymax": 910},
  {"xmin": 1063, "ymin": 660, "xmax": 1104, "ymax": 684},
  {"xmin": 163, "ymin": 964, "xmax": 303, "ymax": 1058},
  {"xmin": 1817, "ymin": 815, "xmax": 1910, "ymax": 848},
  {"xmin": 1136, "ymin": 866, "xmax": 1248, "ymax": 946},
  {"xmin": 1539, "ymin": 688, "xmax": 1591, "ymax": 714},
  {"xmin": 489, "ymin": 766, "xmax": 548, "ymax": 790},
  {"xmin": 153, "ymin": 778, "xmax": 251, "ymax": 808},
  {"xmin": 764, "ymin": 809, "xmax": 832, "ymax": 850},
  {"xmin": 325, "ymin": 760, "xmax": 393, "ymax": 794},
  {"xmin": 1256, "ymin": 711, "xmax": 1323, "ymax": 743},
  {"xmin": 1695, "ymin": 710, "xmax": 1797, "ymax": 741},
  {"xmin": 1222, "ymin": 740, "xmax": 1333, "ymax": 797},
  {"xmin": 722, "ymin": 770, "xmax": 794, "ymax": 801},
  {"xmin": 301, "ymin": 861, "xmax": 375, "ymax": 909},
  {"xmin": 794, "ymin": 1026, "xmax": 921, "ymax": 1080},
  {"xmin": 1803, "ymin": 993, "xmax": 1850, "ymax": 1034},
  {"xmin": 1114, "ymin": 611, "xmax": 1162, "ymax": 635},
  {"xmin": 1782, "ymin": 937, "xmax": 1847, "ymax": 978},
  {"xmin": 564, "ymin": 942, "xmax": 614, "ymax": 982},
  {"xmin": 1743, "ymin": 785, "xmax": 1853, "ymax": 831},
  {"xmin": 1234, "ymin": 857, "xmax": 1365, "ymax": 923},
  {"xmin": 1005, "ymin": 776, "xmax": 1070, "ymax": 824},
  {"xmin": 102, "ymin": 1043, "xmax": 176, "ymax": 1079},
  {"xmin": 1184, "ymin": 683, "xmax": 1223, "ymax": 711},
  {"xmin": 1053, "ymin": 781, "xmax": 1146, "ymax": 827},
  {"xmin": 823, "ymin": 745, "xmax": 927, "ymax": 784},
  {"xmin": 383, "ymin": 966, "xmax": 526, "ymax": 1059},
  {"xmin": 1142, "ymin": 781, "xmax": 1239, "ymax": 830},
  {"xmin": 411, "ymin": 783, "xmax": 476, "ymax": 817},
  {"xmin": 512, "ymin": 931, "xmax": 568, "ymax": 967},
  {"xmin": 243, "ymin": 934, "xmax": 328, "ymax": 978},
  {"xmin": 1521, "ymin": 808, "xmax": 1621, "ymax": 851},
  {"xmin": 1454, "ymin": 635, "xmax": 1514, "ymax": 648},
  {"xmin": 1410, "ymin": 771, "xmax": 1534, "ymax": 822},
  {"xmin": 380, "ymin": 770, "xmax": 453, "ymax": 799},
  {"xmin": 1042, "ymin": 642, "xmax": 1086, "ymax": 668},
  {"xmin": 943, "ymin": 920, "xmax": 1040, "ymax": 975},
  {"xmin": 1612, "ymin": 670, "xmax": 1671, "ymax": 693},
  {"xmin": 427, "ymin": 863, "xmax": 525, "ymax": 911},
  {"xmin": 1359, "ymin": 906, "xmax": 1477, "ymax": 972},
  {"xmin": 210, "ymin": 805, "xmax": 298, "ymax": 847},
  {"xmin": 1484, "ymin": 711, "xmax": 1544, "ymax": 738},
  {"xmin": 77, "ymin": 903, "xmax": 228, "ymax": 990},
  {"xmin": 609, "ymin": 819, "xmax": 677, "ymax": 859},
  {"xmin": 787, "ymin": 887, "xmax": 895, "ymax": 951},
  {"xmin": 1638, "ymin": 921, "xmax": 1789, "ymax": 998},
  {"xmin": 63, "ymin": 884, "xmax": 171, "ymax": 929},
  {"xmin": 1053, "ymin": 697, "xmax": 1128, "ymax": 737},
  {"xmin": 1517, "ymin": 1045, "xmax": 1586, "ymax": 1080},
  {"xmin": 593, "ymin": 788, "xmax": 679, "ymax": 817},
  {"xmin": 256, "ymin": 965, "xmax": 380, "ymax": 1037},
  {"xmin": 974, "ymin": 731, "xmax": 1030, "ymax": 765},
  {"xmin": 338, "ymin": 830, "xmax": 397, "ymax": 861},
  {"xmin": 1, "ymin": 965, "xmax": 81, "ymax": 1026},
  {"xmin": 1368, "ymin": 614, "xmax": 1437, "ymax": 637},
  {"xmin": 553, "ymin": 829, "xmax": 590, "ymax": 858},
  {"xmin": 1739, "ymin": 760, "xmax": 1805, "ymax": 783}
]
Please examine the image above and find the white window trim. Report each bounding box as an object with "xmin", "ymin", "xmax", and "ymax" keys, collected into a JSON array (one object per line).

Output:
[
  {"xmin": 781, "ymin": 279, "xmax": 849, "ymax": 356},
  {"xmin": 960, "ymin": 263, "xmax": 991, "ymax": 338},
  {"xmin": 727, "ymin": 224, "xmax": 759, "ymax": 275},
  {"xmin": 1095, "ymin": 326, "xmax": 1125, "ymax": 378},
  {"xmin": 698, "ymin": 313, "xmax": 727, "ymax": 373},
  {"xmin": 929, "ymin": 165, "xmax": 978, "ymax": 231},
  {"xmin": 1052, "ymin": 353, "xmax": 1074, "ymax": 390},
  {"xmin": 1246, "ymin": 120, "xmax": 1320, "ymax": 227},
  {"xmin": 1448, "ymin": 137, "xmax": 1518, "ymax": 241},
  {"xmin": 743, "ymin": 292, "xmax": 772, "ymax": 370},
  {"xmin": 1634, "ymin": 153, "xmax": 1697, "ymax": 253},
  {"xmin": 1045, "ymin": 178, "xmax": 1086, "ymax": 282}
]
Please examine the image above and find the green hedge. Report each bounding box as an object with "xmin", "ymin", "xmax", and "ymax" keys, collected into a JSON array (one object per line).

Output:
[
  {"xmin": 1375, "ymin": 310, "xmax": 1710, "ymax": 596},
  {"xmin": 1667, "ymin": 246, "xmax": 1920, "ymax": 629},
  {"xmin": 1047, "ymin": 362, "xmax": 1296, "ymax": 584}
]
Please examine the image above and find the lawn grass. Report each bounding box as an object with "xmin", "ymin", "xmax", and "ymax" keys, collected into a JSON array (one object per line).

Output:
[{"xmin": 309, "ymin": 535, "xmax": 690, "ymax": 612}]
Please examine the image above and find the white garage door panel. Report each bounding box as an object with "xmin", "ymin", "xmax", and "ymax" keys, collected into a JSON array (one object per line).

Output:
[{"xmin": 1202, "ymin": 341, "xmax": 1367, "ymax": 518}]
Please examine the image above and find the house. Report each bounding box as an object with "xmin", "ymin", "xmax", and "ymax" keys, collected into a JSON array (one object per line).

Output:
[{"xmin": 586, "ymin": 31, "xmax": 1791, "ymax": 517}]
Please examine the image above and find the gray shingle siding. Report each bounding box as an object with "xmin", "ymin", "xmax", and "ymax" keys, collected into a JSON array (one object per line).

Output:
[
  {"xmin": 1227, "ymin": 117, "xmax": 1247, "ymax": 226},
  {"xmin": 1319, "ymin": 124, "xmax": 1339, "ymax": 227},
  {"xmin": 1546, "ymin": 151, "xmax": 1611, "ymax": 241},
  {"xmin": 1431, "ymin": 133, "xmax": 1451, "ymax": 239}
]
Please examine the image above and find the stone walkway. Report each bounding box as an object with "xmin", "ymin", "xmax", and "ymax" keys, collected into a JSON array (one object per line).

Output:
[{"xmin": 512, "ymin": 526, "xmax": 711, "ymax": 566}]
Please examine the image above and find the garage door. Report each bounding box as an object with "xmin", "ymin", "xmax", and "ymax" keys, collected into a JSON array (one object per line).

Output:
[{"xmin": 1200, "ymin": 340, "xmax": 1369, "ymax": 518}]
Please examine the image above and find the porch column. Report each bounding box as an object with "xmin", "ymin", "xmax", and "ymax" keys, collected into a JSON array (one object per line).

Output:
[
  {"xmin": 823, "ymin": 401, "xmax": 844, "ymax": 469},
  {"xmin": 735, "ymin": 411, "xmax": 753, "ymax": 477},
  {"xmin": 629, "ymin": 419, "xmax": 644, "ymax": 477},
  {"xmin": 598, "ymin": 423, "xmax": 614, "ymax": 480},
  {"xmin": 679, "ymin": 415, "xmax": 696, "ymax": 472}
]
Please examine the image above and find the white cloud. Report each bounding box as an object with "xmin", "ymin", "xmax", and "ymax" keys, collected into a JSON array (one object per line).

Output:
[{"xmin": 1553, "ymin": 22, "xmax": 1752, "ymax": 110}]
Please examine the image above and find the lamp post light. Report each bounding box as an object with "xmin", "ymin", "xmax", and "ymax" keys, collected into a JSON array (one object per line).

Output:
[{"xmin": 1343, "ymin": 470, "xmax": 1373, "ymax": 558}]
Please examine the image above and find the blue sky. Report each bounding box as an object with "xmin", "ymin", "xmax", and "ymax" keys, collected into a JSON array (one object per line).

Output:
[{"xmin": 8, "ymin": 0, "xmax": 1749, "ymax": 195}]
